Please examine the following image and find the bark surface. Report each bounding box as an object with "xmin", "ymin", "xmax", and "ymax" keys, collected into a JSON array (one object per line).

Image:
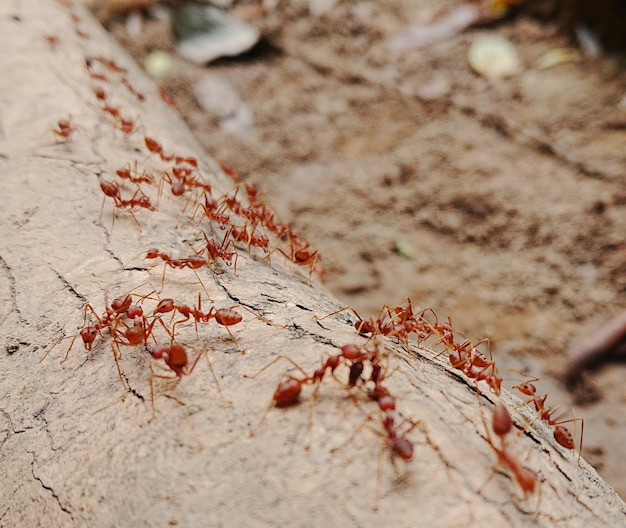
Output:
[{"xmin": 0, "ymin": 1, "xmax": 625, "ymax": 527}]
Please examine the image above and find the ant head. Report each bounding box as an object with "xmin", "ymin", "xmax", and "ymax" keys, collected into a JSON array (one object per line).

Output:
[
  {"xmin": 80, "ymin": 326, "xmax": 98, "ymax": 348},
  {"xmin": 154, "ymin": 299, "xmax": 174, "ymax": 314},
  {"xmin": 126, "ymin": 305, "xmax": 143, "ymax": 319},
  {"xmin": 110, "ymin": 294, "xmax": 132, "ymax": 313}
]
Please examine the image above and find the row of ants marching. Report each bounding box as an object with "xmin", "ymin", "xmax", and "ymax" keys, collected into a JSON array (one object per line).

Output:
[
  {"xmin": 45, "ymin": 4, "xmax": 582, "ymax": 501},
  {"xmin": 45, "ymin": 18, "xmax": 326, "ymax": 426},
  {"xmin": 44, "ymin": 288, "xmax": 583, "ymax": 499},
  {"xmin": 313, "ymin": 298, "xmax": 584, "ymax": 498},
  {"xmin": 52, "ymin": 54, "xmax": 324, "ymax": 284}
]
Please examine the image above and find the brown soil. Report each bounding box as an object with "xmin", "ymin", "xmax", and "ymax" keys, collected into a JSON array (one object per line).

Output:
[{"xmin": 103, "ymin": 1, "xmax": 626, "ymax": 499}]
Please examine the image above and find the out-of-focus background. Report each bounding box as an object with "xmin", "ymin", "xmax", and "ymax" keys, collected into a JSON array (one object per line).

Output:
[{"xmin": 86, "ymin": 0, "xmax": 626, "ymax": 498}]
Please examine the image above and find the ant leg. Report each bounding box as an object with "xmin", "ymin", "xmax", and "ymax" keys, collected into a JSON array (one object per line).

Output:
[
  {"xmin": 124, "ymin": 204, "xmax": 143, "ymax": 232},
  {"xmin": 314, "ymin": 306, "xmax": 362, "ymax": 325},
  {"xmin": 228, "ymin": 303, "xmax": 277, "ymax": 327},
  {"xmin": 203, "ymin": 351, "xmax": 231, "ymax": 405},
  {"xmin": 160, "ymin": 262, "xmax": 167, "ymax": 294},
  {"xmin": 148, "ymin": 363, "xmax": 181, "ymax": 422},
  {"xmin": 109, "ymin": 339, "xmax": 129, "ymax": 392},
  {"xmin": 329, "ymin": 397, "xmax": 375, "ymax": 454},
  {"xmin": 39, "ymin": 333, "xmax": 77, "ymax": 363},
  {"xmin": 189, "ymin": 268, "xmax": 211, "ymax": 300},
  {"xmin": 243, "ymin": 355, "xmax": 309, "ymax": 380},
  {"xmin": 186, "ymin": 346, "xmax": 231, "ymax": 405},
  {"xmin": 146, "ymin": 315, "xmax": 175, "ymax": 344}
]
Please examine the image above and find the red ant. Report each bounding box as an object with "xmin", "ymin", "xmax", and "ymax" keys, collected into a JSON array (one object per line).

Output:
[
  {"xmin": 101, "ymin": 104, "xmax": 120, "ymax": 121},
  {"xmin": 143, "ymin": 136, "xmax": 198, "ymax": 167},
  {"xmin": 376, "ymin": 397, "xmax": 416, "ymax": 462},
  {"xmin": 243, "ymin": 355, "xmax": 330, "ymax": 441},
  {"xmin": 201, "ymin": 231, "xmax": 239, "ymax": 274},
  {"xmin": 162, "ymin": 167, "xmax": 211, "ymax": 197},
  {"xmin": 219, "ymin": 160, "xmax": 239, "ymax": 181},
  {"xmin": 226, "ymin": 223, "xmax": 270, "ymax": 254},
  {"xmin": 172, "ymin": 155, "xmax": 198, "ymax": 168},
  {"xmin": 316, "ymin": 305, "xmax": 397, "ymax": 339},
  {"xmin": 446, "ymin": 337, "xmax": 502, "ymax": 396},
  {"xmin": 93, "ymin": 87, "xmax": 107, "ymax": 103},
  {"xmin": 40, "ymin": 294, "xmax": 154, "ymax": 388},
  {"xmin": 89, "ymin": 71, "xmax": 108, "ymax": 82},
  {"xmin": 147, "ymin": 341, "xmax": 227, "ymax": 420},
  {"xmin": 96, "ymin": 57, "xmax": 126, "ymax": 74},
  {"xmin": 51, "ymin": 118, "xmax": 76, "ymax": 142},
  {"xmin": 159, "ymin": 87, "xmax": 177, "ymax": 109},
  {"xmin": 512, "ymin": 374, "xmax": 583, "ymax": 458},
  {"xmin": 120, "ymin": 76, "xmax": 145, "ymax": 102},
  {"xmin": 478, "ymin": 401, "xmax": 538, "ymax": 498},
  {"xmin": 191, "ymin": 194, "xmax": 231, "ymax": 229},
  {"xmin": 43, "ymin": 34, "xmax": 59, "ymax": 48},
  {"xmin": 244, "ymin": 342, "xmax": 383, "ymax": 440},
  {"xmin": 330, "ymin": 386, "xmax": 433, "ymax": 503},
  {"xmin": 145, "ymin": 248, "xmax": 210, "ymax": 297},
  {"xmin": 116, "ymin": 161, "xmax": 154, "ymax": 186},
  {"xmin": 74, "ymin": 27, "xmax": 89, "ymax": 40},
  {"xmin": 99, "ymin": 180, "xmax": 155, "ymax": 230},
  {"xmin": 151, "ymin": 294, "xmax": 244, "ymax": 350},
  {"xmin": 116, "ymin": 115, "xmax": 142, "ymax": 137}
]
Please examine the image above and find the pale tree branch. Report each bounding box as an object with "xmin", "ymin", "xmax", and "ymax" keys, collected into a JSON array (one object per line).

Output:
[{"xmin": 0, "ymin": 1, "xmax": 624, "ymax": 527}]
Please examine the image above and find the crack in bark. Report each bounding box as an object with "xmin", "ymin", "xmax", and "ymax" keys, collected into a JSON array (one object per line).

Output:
[
  {"xmin": 123, "ymin": 372, "xmax": 145, "ymax": 402},
  {"xmin": 50, "ymin": 267, "xmax": 87, "ymax": 304},
  {"xmin": 0, "ymin": 254, "xmax": 25, "ymax": 327},
  {"xmin": 30, "ymin": 456, "xmax": 74, "ymax": 519},
  {"xmin": 0, "ymin": 407, "xmax": 34, "ymax": 436}
]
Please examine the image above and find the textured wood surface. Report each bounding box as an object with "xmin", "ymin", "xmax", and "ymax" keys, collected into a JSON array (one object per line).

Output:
[{"xmin": 0, "ymin": 1, "xmax": 625, "ymax": 526}]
